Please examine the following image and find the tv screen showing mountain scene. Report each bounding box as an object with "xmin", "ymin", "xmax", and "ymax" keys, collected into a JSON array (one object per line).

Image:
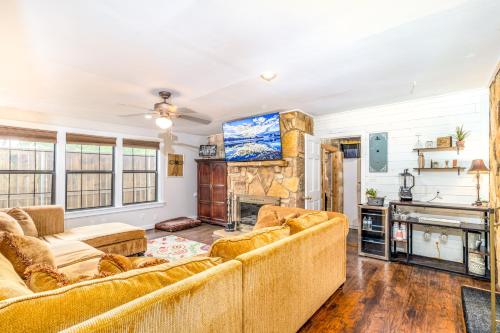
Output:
[{"xmin": 223, "ymin": 112, "xmax": 282, "ymax": 162}]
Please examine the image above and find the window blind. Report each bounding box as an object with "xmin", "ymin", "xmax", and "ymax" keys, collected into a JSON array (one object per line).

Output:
[
  {"xmin": 122, "ymin": 139, "xmax": 160, "ymax": 150},
  {"xmin": 66, "ymin": 133, "xmax": 116, "ymax": 146},
  {"xmin": 0, "ymin": 125, "xmax": 57, "ymax": 143}
]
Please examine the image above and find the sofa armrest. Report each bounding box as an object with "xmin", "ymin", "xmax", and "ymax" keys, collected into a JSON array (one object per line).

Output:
[{"xmin": 22, "ymin": 205, "xmax": 65, "ymax": 236}]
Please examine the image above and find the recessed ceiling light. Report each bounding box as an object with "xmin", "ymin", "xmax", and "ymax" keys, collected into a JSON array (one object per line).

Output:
[
  {"xmin": 260, "ymin": 71, "xmax": 277, "ymax": 82},
  {"xmin": 144, "ymin": 114, "xmax": 153, "ymax": 119}
]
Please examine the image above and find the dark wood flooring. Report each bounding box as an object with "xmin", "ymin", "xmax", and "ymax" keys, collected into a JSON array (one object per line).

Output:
[{"xmin": 146, "ymin": 224, "xmax": 488, "ymax": 333}]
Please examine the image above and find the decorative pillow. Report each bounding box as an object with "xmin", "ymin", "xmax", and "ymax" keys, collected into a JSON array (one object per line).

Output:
[
  {"xmin": 7, "ymin": 208, "xmax": 38, "ymax": 237},
  {"xmin": 286, "ymin": 211, "xmax": 330, "ymax": 235},
  {"xmin": 24, "ymin": 264, "xmax": 109, "ymax": 293},
  {"xmin": 0, "ymin": 253, "xmax": 33, "ymax": 300},
  {"xmin": 209, "ymin": 225, "xmax": 289, "ymax": 261},
  {"xmin": 24, "ymin": 264, "xmax": 70, "ymax": 292},
  {"xmin": 98, "ymin": 253, "xmax": 168, "ymax": 276},
  {"xmin": 0, "ymin": 212, "xmax": 23, "ymax": 235},
  {"xmin": 254, "ymin": 211, "xmax": 298, "ymax": 230},
  {"xmin": 0, "ymin": 231, "xmax": 55, "ymax": 278}
]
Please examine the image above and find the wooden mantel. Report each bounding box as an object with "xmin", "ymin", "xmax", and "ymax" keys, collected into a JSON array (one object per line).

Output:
[{"xmin": 227, "ymin": 160, "xmax": 288, "ymax": 167}]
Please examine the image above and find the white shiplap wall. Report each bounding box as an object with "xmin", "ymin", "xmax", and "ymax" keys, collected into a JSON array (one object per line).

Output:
[{"xmin": 315, "ymin": 88, "xmax": 490, "ymax": 205}]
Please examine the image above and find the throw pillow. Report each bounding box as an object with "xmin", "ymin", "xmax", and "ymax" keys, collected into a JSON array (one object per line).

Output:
[
  {"xmin": 98, "ymin": 253, "xmax": 168, "ymax": 276},
  {"xmin": 24, "ymin": 264, "xmax": 108, "ymax": 293},
  {"xmin": 7, "ymin": 208, "xmax": 38, "ymax": 237},
  {"xmin": 209, "ymin": 225, "xmax": 289, "ymax": 261},
  {"xmin": 286, "ymin": 211, "xmax": 330, "ymax": 235},
  {"xmin": 0, "ymin": 231, "xmax": 55, "ymax": 278},
  {"xmin": 0, "ymin": 212, "xmax": 23, "ymax": 235},
  {"xmin": 254, "ymin": 211, "xmax": 299, "ymax": 230},
  {"xmin": 0, "ymin": 253, "xmax": 33, "ymax": 300}
]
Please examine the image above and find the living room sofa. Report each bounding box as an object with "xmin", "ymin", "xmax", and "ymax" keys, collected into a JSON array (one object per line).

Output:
[{"xmin": 0, "ymin": 205, "xmax": 348, "ymax": 333}]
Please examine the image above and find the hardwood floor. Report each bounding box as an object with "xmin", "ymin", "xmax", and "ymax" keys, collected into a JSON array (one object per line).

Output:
[
  {"xmin": 299, "ymin": 229, "xmax": 488, "ymax": 333},
  {"xmin": 146, "ymin": 225, "xmax": 488, "ymax": 333}
]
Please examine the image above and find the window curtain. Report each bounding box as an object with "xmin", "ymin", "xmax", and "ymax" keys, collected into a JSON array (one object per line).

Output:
[
  {"xmin": 0, "ymin": 125, "xmax": 57, "ymax": 143},
  {"xmin": 66, "ymin": 133, "xmax": 116, "ymax": 146},
  {"xmin": 122, "ymin": 139, "xmax": 160, "ymax": 150}
]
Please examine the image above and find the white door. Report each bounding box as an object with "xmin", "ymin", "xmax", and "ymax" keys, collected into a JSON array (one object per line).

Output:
[
  {"xmin": 343, "ymin": 157, "xmax": 360, "ymax": 228},
  {"xmin": 305, "ymin": 134, "xmax": 321, "ymax": 210}
]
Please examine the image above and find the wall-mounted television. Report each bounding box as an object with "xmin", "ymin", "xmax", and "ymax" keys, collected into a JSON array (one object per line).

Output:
[{"xmin": 222, "ymin": 112, "xmax": 282, "ymax": 162}]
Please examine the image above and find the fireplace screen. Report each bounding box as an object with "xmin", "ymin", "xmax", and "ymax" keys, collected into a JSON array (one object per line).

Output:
[{"xmin": 240, "ymin": 202, "xmax": 262, "ymax": 225}]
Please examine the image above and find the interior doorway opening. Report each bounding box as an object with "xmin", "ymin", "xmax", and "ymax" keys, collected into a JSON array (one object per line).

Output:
[{"xmin": 321, "ymin": 137, "xmax": 361, "ymax": 229}]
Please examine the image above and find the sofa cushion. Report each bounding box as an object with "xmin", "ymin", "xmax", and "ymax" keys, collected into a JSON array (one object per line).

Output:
[
  {"xmin": 286, "ymin": 211, "xmax": 330, "ymax": 235},
  {"xmin": 0, "ymin": 231, "xmax": 55, "ymax": 277},
  {"xmin": 7, "ymin": 208, "xmax": 38, "ymax": 237},
  {"xmin": 209, "ymin": 226, "xmax": 289, "ymax": 261},
  {"xmin": 59, "ymin": 257, "xmax": 101, "ymax": 278},
  {"xmin": 44, "ymin": 238, "xmax": 104, "ymax": 269},
  {"xmin": 0, "ymin": 253, "xmax": 33, "ymax": 301},
  {"xmin": 50, "ymin": 223, "xmax": 145, "ymax": 248},
  {"xmin": 0, "ymin": 212, "xmax": 23, "ymax": 235}
]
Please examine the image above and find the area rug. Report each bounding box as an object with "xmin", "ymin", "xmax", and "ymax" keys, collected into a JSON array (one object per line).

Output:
[
  {"xmin": 462, "ymin": 286, "xmax": 500, "ymax": 333},
  {"xmin": 145, "ymin": 235, "xmax": 210, "ymax": 262}
]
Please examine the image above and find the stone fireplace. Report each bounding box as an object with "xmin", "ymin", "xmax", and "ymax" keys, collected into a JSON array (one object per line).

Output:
[
  {"xmin": 207, "ymin": 110, "xmax": 314, "ymax": 219},
  {"xmin": 232, "ymin": 194, "xmax": 280, "ymax": 225}
]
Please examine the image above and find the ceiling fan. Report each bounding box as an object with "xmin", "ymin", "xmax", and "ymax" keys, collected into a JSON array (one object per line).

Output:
[{"xmin": 119, "ymin": 91, "xmax": 211, "ymax": 129}]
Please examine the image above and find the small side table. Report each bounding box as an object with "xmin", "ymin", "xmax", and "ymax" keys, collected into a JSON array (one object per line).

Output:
[{"xmin": 212, "ymin": 224, "xmax": 253, "ymax": 241}]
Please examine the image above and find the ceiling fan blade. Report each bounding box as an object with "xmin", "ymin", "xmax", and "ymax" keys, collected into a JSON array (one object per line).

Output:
[
  {"xmin": 177, "ymin": 114, "xmax": 212, "ymax": 125},
  {"xmin": 119, "ymin": 112, "xmax": 151, "ymax": 118},
  {"xmin": 118, "ymin": 103, "xmax": 152, "ymax": 111},
  {"xmin": 175, "ymin": 107, "xmax": 195, "ymax": 114}
]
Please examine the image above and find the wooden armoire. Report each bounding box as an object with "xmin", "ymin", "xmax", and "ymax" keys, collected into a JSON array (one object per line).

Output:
[{"xmin": 196, "ymin": 159, "xmax": 227, "ymax": 226}]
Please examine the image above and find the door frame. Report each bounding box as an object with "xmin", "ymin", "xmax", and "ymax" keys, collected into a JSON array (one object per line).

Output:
[{"xmin": 319, "ymin": 132, "xmax": 366, "ymax": 213}]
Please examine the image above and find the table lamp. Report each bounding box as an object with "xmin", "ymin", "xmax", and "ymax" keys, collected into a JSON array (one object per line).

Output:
[{"xmin": 467, "ymin": 159, "xmax": 489, "ymax": 206}]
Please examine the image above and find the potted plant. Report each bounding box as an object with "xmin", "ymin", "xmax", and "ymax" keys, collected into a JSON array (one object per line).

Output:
[
  {"xmin": 366, "ymin": 188, "xmax": 384, "ymax": 206},
  {"xmin": 454, "ymin": 125, "xmax": 470, "ymax": 149}
]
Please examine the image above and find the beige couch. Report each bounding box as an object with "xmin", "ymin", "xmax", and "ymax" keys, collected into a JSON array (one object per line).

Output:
[{"xmin": 0, "ymin": 205, "xmax": 347, "ymax": 333}]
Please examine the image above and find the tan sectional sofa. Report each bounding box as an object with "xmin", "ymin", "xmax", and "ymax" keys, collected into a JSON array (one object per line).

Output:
[{"xmin": 0, "ymin": 205, "xmax": 347, "ymax": 333}]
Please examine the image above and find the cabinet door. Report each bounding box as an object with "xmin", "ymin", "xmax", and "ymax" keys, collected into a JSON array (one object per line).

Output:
[
  {"xmin": 198, "ymin": 162, "xmax": 212, "ymax": 220},
  {"xmin": 210, "ymin": 162, "xmax": 227, "ymax": 223}
]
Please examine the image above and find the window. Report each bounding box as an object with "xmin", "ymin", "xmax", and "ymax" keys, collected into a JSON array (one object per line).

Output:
[
  {"xmin": 65, "ymin": 134, "xmax": 116, "ymax": 211},
  {"xmin": 0, "ymin": 139, "xmax": 55, "ymax": 208},
  {"xmin": 122, "ymin": 139, "xmax": 159, "ymax": 205}
]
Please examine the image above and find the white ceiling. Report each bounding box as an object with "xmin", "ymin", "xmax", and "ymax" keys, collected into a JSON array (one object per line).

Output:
[{"xmin": 0, "ymin": 0, "xmax": 499, "ymax": 135}]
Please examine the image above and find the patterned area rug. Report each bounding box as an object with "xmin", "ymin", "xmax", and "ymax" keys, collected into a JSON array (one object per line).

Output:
[{"xmin": 145, "ymin": 235, "xmax": 210, "ymax": 262}]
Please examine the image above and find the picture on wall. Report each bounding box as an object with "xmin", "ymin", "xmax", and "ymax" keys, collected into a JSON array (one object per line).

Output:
[
  {"xmin": 168, "ymin": 154, "xmax": 184, "ymax": 177},
  {"xmin": 222, "ymin": 112, "xmax": 282, "ymax": 162},
  {"xmin": 369, "ymin": 132, "xmax": 388, "ymax": 172}
]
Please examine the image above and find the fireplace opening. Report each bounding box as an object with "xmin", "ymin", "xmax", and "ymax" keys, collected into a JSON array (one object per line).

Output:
[
  {"xmin": 232, "ymin": 194, "xmax": 281, "ymax": 227},
  {"xmin": 240, "ymin": 202, "xmax": 262, "ymax": 226}
]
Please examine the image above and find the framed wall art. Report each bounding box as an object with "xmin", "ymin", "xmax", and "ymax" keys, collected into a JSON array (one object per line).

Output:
[{"xmin": 168, "ymin": 154, "xmax": 184, "ymax": 177}]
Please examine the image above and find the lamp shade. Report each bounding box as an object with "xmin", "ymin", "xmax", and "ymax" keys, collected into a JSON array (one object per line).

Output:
[{"xmin": 467, "ymin": 159, "xmax": 489, "ymax": 173}]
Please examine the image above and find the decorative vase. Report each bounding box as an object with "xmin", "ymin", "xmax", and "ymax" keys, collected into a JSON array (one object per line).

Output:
[{"xmin": 457, "ymin": 140, "xmax": 465, "ymax": 148}]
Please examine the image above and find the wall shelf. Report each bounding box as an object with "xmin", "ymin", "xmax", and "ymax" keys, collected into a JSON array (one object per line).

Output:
[
  {"xmin": 413, "ymin": 167, "xmax": 465, "ymax": 175},
  {"xmin": 413, "ymin": 146, "xmax": 463, "ymax": 154}
]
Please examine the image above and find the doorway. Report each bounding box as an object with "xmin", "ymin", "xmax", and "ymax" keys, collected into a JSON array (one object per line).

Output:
[{"xmin": 321, "ymin": 137, "xmax": 361, "ymax": 229}]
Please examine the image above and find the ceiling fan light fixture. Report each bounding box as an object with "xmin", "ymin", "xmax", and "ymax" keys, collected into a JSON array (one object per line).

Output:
[
  {"xmin": 155, "ymin": 117, "xmax": 173, "ymax": 129},
  {"xmin": 260, "ymin": 71, "xmax": 277, "ymax": 82},
  {"xmin": 144, "ymin": 114, "xmax": 153, "ymax": 119}
]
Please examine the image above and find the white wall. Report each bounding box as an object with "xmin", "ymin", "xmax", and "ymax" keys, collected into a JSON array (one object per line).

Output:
[
  {"xmin": 0, "ymin": 107, "xmax": 205, "ymax": 230},
  {"xmin": 316, "ymin": 88, "xmax": 490, "ymax": 205},
  {"xmin": 315, "ymin": 88, "xmax": 490, "ymax": 262}
]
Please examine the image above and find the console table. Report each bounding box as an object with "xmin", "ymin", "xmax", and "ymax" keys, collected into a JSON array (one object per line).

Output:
[{"xmin": 389, "ymin": 201, "xmax": 493, "ymax": 280}]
